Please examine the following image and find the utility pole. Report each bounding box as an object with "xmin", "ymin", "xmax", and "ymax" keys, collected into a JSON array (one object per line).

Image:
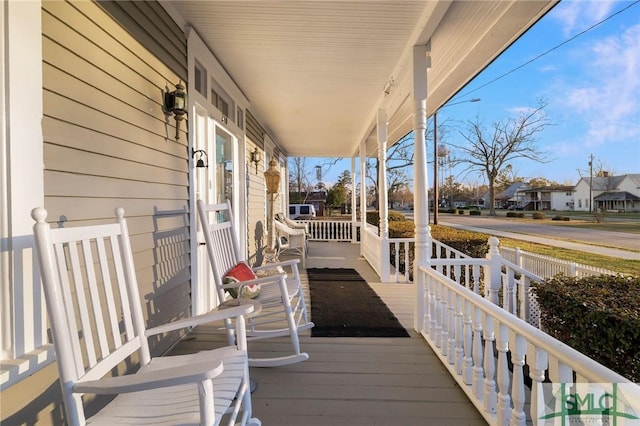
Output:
[{"xmin": 588, "ymin": 154, "xmax": 593, "ymax": 213}]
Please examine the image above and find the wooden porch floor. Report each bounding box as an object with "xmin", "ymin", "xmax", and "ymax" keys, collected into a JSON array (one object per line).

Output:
[{"xmin": 170, "ymin": 242, "xmax": 487, "ymax": 425}]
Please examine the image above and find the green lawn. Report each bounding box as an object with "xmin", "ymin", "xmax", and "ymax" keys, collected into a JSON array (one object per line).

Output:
[{"xmin": 493, "ymin": 237, "xmax": 639, "ymax": 276}]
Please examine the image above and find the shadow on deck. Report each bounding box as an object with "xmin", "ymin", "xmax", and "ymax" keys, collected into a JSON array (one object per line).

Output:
[{"xmin": 170, "ymin": 241, "xmax": 487, "ymax": 425}]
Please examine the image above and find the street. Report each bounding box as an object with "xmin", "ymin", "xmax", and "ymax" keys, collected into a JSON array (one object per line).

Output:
[{"xmin": 397, "ymin": 210, "xmax": 640, "ymax": 260}]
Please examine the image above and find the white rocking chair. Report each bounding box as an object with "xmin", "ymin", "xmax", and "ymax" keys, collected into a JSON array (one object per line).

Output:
[
  {"xmin": 273, "ymin": 220, "xmax": 307, "ymax": 268},
  {"xmin": 197, "ymin": 199, "xmax": 314, "ymax": 367},
  {"xmin": 32, "ymin": 207, "xmax": 260, "ymax": 426}
]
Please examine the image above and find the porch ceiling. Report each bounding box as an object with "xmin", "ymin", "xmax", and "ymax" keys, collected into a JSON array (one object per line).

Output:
[{"xmin": 163, "ymin": 1, "xmax": 557, "ymax": 158}]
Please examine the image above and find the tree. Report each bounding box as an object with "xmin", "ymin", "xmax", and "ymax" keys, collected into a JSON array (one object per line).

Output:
[
  {"xmin": 364, "ymin": 132, "xmax": 416, "ymax": 208},
  {"xmin": 288, "ymin": 157, "xmax": 315, "ymax": 202},
  {"xmin": 494, "ymin": 164, "xmax": 524, "ymax": 190},
  {"xmin": 325, "ymin": 170, "xmax": 351, "ymax": 215},
  {"xmin": 450, "ymin": 100, "xmax": 552, "ymax": 215}
]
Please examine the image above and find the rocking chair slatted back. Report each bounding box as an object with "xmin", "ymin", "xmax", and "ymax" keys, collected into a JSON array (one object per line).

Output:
[
  {"xmin": 33, "ymin": 208, "xmax": 149, "ymax": 423},
  {"xmin": 199, "ymin": 202, "xmax": 243, "ymax": 302},
  {"xmin": 33, "ymin": 207, "xmax": 261, "ymax": 426}
]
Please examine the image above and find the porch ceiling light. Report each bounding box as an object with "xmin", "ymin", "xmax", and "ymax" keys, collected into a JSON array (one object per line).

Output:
[
  {"xmin": 191, "ymin": 148, "xmax": 208, "ymax": 168},
  {"xmin": 264, "ymin": 158, "xmax": 280, "ymax": 194},
  {"xmin": 250, "ymin": 148, "xmax": 262, "ymax": 173},
  {"xmin": 164, "ymin": 81, "xmax": 187, "ymax": 140}
]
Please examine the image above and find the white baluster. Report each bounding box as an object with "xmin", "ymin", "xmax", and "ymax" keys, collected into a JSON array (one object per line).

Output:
[
  {"xmin": 463, "ymin": 300, "xmax": 473, "ymax": 385},
  {"xmin": 447, "ymin": 290, "xmax": 456, "ymax": 364},
  {"xmin": 429, "ymin": 276, "xmax": 437, "ymax": 342},
  {"xmin": 422, "ymin": 271, "xmax": 430, "ymax": 333},
  {"xmin": 483, "ymin": 315, "xmax": 497, "ymax": 415},
  {"xmin": 472, "ymin": 264, "xmax": 480, "ymax": 294},
  {"xmin": 496, "ymin": 323, "xmax": 511, "ymax": 425},
  {"xmin": 504, "ymin": 270, "xmax": 515, "ymax": 314},
  {"xmin": 436, "ymin": 282, "xmax": 449, "ymax": 356},
  {"xmin": 528, "ymin": 345, "xmax": 548, "ymax": 425},
  {"xmin": 455, "ymin": 295, "xmax": 464, "ymax": 374},
  {"xmin": 472, "ymin": 306, "xmax": 484, "ymax": 402},
  {"xmin": 510, "ymin": 333, "xmax": 527, "ymax": 426}
]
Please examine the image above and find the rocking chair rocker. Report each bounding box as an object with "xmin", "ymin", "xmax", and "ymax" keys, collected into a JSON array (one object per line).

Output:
[{"xmin": 197, "ymin": 199, "xmax": 314, "ymax": 367}]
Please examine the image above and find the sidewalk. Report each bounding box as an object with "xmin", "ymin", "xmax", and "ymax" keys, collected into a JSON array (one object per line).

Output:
[{"xmin": 440, "ymin": 220, "xmax": 640, "ymax": 261}]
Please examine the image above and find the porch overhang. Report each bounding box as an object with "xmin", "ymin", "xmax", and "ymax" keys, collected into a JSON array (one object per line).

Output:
[{"xmin": 161, "ymin": 0, "xmax": 558, "ymax": 158}]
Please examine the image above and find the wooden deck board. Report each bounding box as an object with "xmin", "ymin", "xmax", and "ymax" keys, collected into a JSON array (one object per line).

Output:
[{"xmin": 170, "ymin": 242, "xmax": 487, "ymax": 425}]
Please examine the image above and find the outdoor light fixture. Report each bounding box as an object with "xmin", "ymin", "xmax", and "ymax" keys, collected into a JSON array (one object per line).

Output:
[
  {"xmin": 264, "ymin": 158, "xmax": 281, "ymax": 251},
  {"xmin": 164, "ymin": 81, "xmax": 187, "ymax": 140},
  {"xmin": 264, "ymin": 158, "xmax": 280, "ymax": 194},
  {"xmin": 191, "ymin": 148, "xmax": 208, "ymax": 168},
  {"xmin": 250, "ymin": 148, "xmax": 262, "ymax": 173}
]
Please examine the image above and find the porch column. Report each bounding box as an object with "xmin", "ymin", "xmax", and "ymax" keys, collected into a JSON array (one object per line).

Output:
[
  {"xmin": 377, "ymin": 109, "xmax": 390, "ymax": 282},
  {"xmin": 351, "ymin": 156, "xmax": 357, "ymax": 243},
  {"xmin": 1, "ymin": 0, "xmax": 45, "ymax": 361},
  {"xmin": 412, "ymin": 44, "xmax": 430, "ymax": 332},
  {"xmin": 360, "ymin": 140, "xmax": 366, "ymax": 256}
]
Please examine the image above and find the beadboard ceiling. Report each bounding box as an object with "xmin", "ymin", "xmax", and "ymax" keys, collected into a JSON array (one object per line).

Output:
[{"xmin": 163, "ymin": 1, "xmax": 557, "ymax": 158}]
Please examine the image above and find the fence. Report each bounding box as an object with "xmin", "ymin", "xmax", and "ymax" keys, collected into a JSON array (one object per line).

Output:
[{"xmin": 500, "ymin": 246, "xmax": 617, "ymax": 278}]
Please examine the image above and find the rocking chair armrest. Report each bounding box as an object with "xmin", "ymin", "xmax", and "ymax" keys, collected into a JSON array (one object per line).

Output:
[
  {"xmin": 74, "ymin": 359, "xmax": 224, "ymax": 395},
  {"xmin": 220, "ymin": 273, "xmax": 288, "ymax": 292},
  {"xmin": 145, "ymin": 304, "xmax": 254, "ymax": 336},
  {"xmin": 253, "ymin": 258, "xmax": 300, "ymax": 272}
]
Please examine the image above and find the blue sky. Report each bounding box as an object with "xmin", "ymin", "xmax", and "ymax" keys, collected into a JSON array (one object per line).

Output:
[{"xmin": 313, "ymin": 0, "xmax": 640, "ymax": 188}]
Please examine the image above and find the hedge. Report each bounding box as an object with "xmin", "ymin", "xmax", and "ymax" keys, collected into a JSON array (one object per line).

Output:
[
  {"xmin": 531, "ymin": 275, "xmax": 640, "ymax": 382},
  {"xmin": 366, "ymin": 210, "xmax": 407, "ymax": 228},
  {"xmin": 364, "ymin": 212, "xmax": 490, "ymax": 280},
  {"xmin": 532, "ymin": 212, "xmax": 546, "ymax": 220}
]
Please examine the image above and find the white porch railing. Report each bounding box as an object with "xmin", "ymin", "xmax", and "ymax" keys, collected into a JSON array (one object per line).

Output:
[
  {"xmin": 416, "ymin": 263, "xmax": 640, "ymax": 425},
  {"xmin": 361, "ymin": 223, "xmax": 390, "ymax": 281},
  {"xmin": 500, "ymin": 246, "xmax": 618, "ymax": 278},
  {"xmin": 299, "ymin": 219, "xmax": 355, "ymax": 242},
  {"xmin": 1, "ymin": 236, "xmax": 55, "ymax": 391},
  {"xmin": 426, "ymin": 238, "xmax": 544, "ymax": 328}
]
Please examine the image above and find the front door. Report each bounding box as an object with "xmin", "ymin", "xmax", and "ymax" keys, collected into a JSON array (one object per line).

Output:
[{"xmin": 192, "ymin": 108, "xmax": 239, "ymax": 315}]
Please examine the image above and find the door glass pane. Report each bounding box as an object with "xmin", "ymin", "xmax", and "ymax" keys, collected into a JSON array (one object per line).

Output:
[{"xmin": 215, "ymin": 127, "xmax": 234, "ymax": 206}]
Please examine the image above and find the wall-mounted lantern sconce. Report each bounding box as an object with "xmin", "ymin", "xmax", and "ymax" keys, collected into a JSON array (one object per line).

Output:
[
  {"xmin": 164, "ymin": 81, "xmax": 187, "ymax": 140},
  {"xmin": 250, "ymin": 148, "xmax": 262, "ymax": 173},
  {"xmin": 191, "ymin": 148, "xmax": 208, "ymax": 168},
  {"xmin": 264, "ymin": 158, "xmax": 281, "ymax": 195}
]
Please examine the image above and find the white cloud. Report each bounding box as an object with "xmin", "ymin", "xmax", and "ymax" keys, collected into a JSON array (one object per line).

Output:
[
  {"xmin": 555, "ymin": 22, "xmax": 640, "ymax": 146},
  {"xmin": 552, "ymin": 1, "xmax": 617, "ymax": 36}
]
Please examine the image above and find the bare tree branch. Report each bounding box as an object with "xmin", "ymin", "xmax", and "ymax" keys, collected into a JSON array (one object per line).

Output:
[{"xmin": 448, "ymin": 99, "xmax": 553, "ymax": 215}]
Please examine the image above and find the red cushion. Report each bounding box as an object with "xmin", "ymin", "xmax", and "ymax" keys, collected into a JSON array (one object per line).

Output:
[
  {"xmin": 223, "ymin": 262, "xmax": 257, "ymax": 283},
  {"xmin": 223, "ymin": 262, "xmax": 260, "ymax": 298}
]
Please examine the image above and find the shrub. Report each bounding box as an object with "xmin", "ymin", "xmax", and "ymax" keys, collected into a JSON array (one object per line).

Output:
[
  {"xmin": 515, "ymin": 212, "xmax": 525, "ymax": 218},
  {"xmin": 388, "ymin": 220, "xmax": 414, "ymax": 238},
  {"xmin": 458, "ymin": 209, "xmax": 465, "ymax": 215},
  {"xmin": 531, "ymin": 274, "xmax": 640, "ymax": 381},
  {"xmin": 506, "ymin": 212, "xmax": 517, "ymax": 218},
  {"xmin": 469, "ymin": 210, "xmax": 481, "ymax": 216},
  {"xmin": 430, "ymin": 225, "xmax": 489, "ymax": 258},
  {"xmin": 532, "ymin": 212, "xmax": 546, "ymax": 220},
  {"xmin": 552, "ymin": 215, "xmax": 570, "ymax": 221},
  {"xmin": 366, "ymin": 210, "xmax": 409, "ymax": 227}
]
